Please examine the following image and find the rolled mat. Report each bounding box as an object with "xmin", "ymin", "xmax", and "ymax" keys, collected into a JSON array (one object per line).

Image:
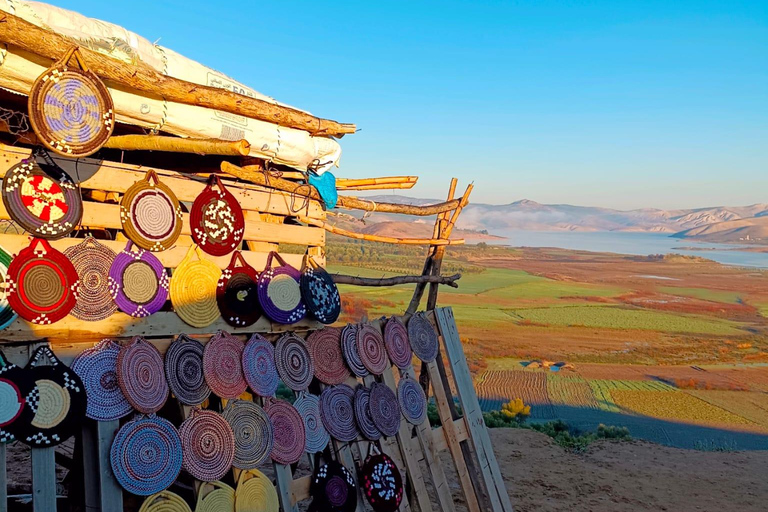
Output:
[
  {"xmin": 340, "ymin": 324, "xmax": 368, "ymax": 378},
  {"xmin": 63, "ymin": 237, "xmax": 118, "ymax": 322},
  {"xmin": 164, "ymin": 334, "xmax": 211, "ymax": 406},
  {"xmin": 195, "ymin": 481, "xmax": 235, "ymax": 512},
  {"xmin": 294, "ymin": 392, "xmax": 330, "ymax": 454},
  {"xmin": 222, "ymin": 399, "xmax": 274, "ymax": 470},
  {"xmin": 356, "ymin": 324, "xmax": 389, "ymax": 375},
  {"xmin": 264, "ymin": 398, "xmax": 305, "ymax": 466},
  {"xmin": 190, "ymin": 174, "xmax": 245, "ymax": 256},
  {"xmin": 307, "ymin": 328, "xmax": 349, "ymax": 386},
  {"xmin": 383, "ymin": 316, "xmax": 412, "ymax": 370},
  {"xmin": 203, "ymin": 330, "xmax": 247, "ymax": 399},
  {"xmin": 120, "ymin": 169, "xmax": 183, "ymax": 252},
  {"xmin": 235, "ymin": 469, "xmax": 280, "ymax": 512},
  {"xmin": 170, "ymin": 245, "xmax": 221, "ymax": 328},
  {"xmin": 242, "ymin": 333, "xmax": 279, "ymax": 397},
  {"xmin": 179, "ymin": 407, "xmax": 235, "ymax": 482},
  {"xmin": 319, "ymin": 384, "xmax": 358, "ymax": 443},
  {"xmin": 108, "ymin": 242, "xmax": 169, "ymax": 318},
  {"xmin": 397, "ymin": 375, "xmax": 428, "ymax": 425},
  {"xmin": 368, "ymin": 382, "xmax": 400, "ymax": 438},
  {"xmin": 257, "ymin": 251, "xmax": 306, "ymax": 325},
  {"xmin": 274, "ymin": 333, "xmax": 314, "ymax": 392},
  {"xmin": 407, "ymin": 312, "xmax": 439, "ymax": 363},
  {"xmin": 139, "ymin": 491, "xmax": 192, "ymax": 512},
  {"xmin": 110, "ymin": 415, "xmax": 183, "ymax": 496},
  {"xmin": 71, "ymin": 339, "xmax": 132, "ymax": 421},
  {"xmin": 117, "ymin": 337, "xmax": 169, "ymax": 414},
  {"xmin": 354, "ymin": 384, "xmax": 381, "ymax": 442}
]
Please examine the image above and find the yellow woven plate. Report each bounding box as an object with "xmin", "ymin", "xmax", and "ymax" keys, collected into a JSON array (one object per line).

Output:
[
  {"xmin": 196, "ymin": 481, "xmax": 235, "ymax": 512},
  {"xmin": 139, "ymin": 491, "xmax": 192, "ymax": 512},
  {"xmin": 235, "ymin": 469, "xmax": 279, "ymax": 512},
  {"xmin": 170, "ymin": 245, "xmax": 221, "ymax": 328}
]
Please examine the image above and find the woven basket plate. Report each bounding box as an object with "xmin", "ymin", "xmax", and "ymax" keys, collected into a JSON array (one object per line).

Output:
[
  {"xmin": 179, "ymin": 408, "xmax": 235, "ymax": 482},
  {"xmin": 319, "ymin": 384, "xmax": 358, "ymax": 443},
  {"xmin": 120, "ymin": 170, "xmax": 182, "ymax": 252},
  {"xmin": 356, "ymin": 324, "xmax": 389, "ymax": 375},
  {"xmin": 369, "ymin": 383, "xmax": 400, "ymax": 438},
  {"xmin": 190, "ymin": 175, "xmax": 245, "ymax": 256},
  {"xmin": 170, "ymin": 246, "xmax": 221, "ymax": 328},
  {"xmin": 397, "ymin": 376, "xmax": 427, "ymax": 425},
  {"xmin": 203, "ymin": 330, "xmax": 247, "ymax": 399},
  {"xmin": 109, "ymin": 242, "xmax": 169, "ymax": 318},
  {"xmin": 117, "ymin": 337, "xmax": 169, "ymax": 414},
  {"xmin": 6, "ymin": 238, "xmax": 79, "ymax": 324},
  {"xmin": 354, "ymin": 385, "xmax": 381, "ymax": 441},
  {"xmin": 408, "ymin": 313, "xmax": 439, "ymax": 363},
  {"xmin": 257, "ymin": 252, "xmax": 306, "ymax": 325},
  {"xmin": 361, "ymin": 449, "xmax": 403, "ymax": 512},
  {"xmin": 300, "ymin": 258, "xmax": 340, "ymax": 325},
  {"xmin": 307, "ymin": 328, "xmax": 349, "ymax": 386},
  {"xmin": 309, "ymin": 457, "xmax": 358, "ymax": 512},
  {"xmin": 110, "ymin": 415, "xmax": 183, "ymax": 496},
  {"xmin": 274, "ymin": 333, "xmax": 314, "ymax": 392},
  {"xmin": 217, "ymin": 251, "xmax": 261, "ymax": 328},
  {"xmin": 71, "ymin": 339, "xmax": 132, "ymax": 421},
  {"xmin": 0, "ymin": 244, "xmax": 18, "ymax": 331},
  {"xmin": 236, "ymin": 469, "xmax": 280, "ymax": 512},
  {"xmin": 2, "ymin": 158, "xmax": 83, "ymax": 239},
  {"xmin": 222, "ymin": 399, "xmax": 274, "ymax": 470},
  {"xmin": 242, "ymin": 334, "xmax": 278, "ymax": 397},
  {"xmin": 195, "ymin": 481, "xmax": 235, "ymax": 512},
  {"xmin": 294, "ymin": 392, "xmax": 330, "ymax": 454},
  {"xmin": 28, "ymin": 48, "xmax": 114, "ymax": 157},
  {"xmin": 64, "ymin": 238, "xmax": 117, "ymax": 321},
  {"xmin": 164, "ymin": 334, "xmax": 211, "ymax": 406},
  {"xmin": 384, "ymin": 317, "xmax": 412, "ymax": 370},
  {"xmin": 265, "ymin": 398, "xmax": 305, "ymax": 466},
  {"xmin": 0, "ymin": 349, "xmax": 35, "ymax": 443},
  {"xmin": 139, "ymin": 491, "xmax": 192, "ymax": 512},
  {"xmin": 340, "ymin": 324, "xmax": 367, "ymax": 378}
]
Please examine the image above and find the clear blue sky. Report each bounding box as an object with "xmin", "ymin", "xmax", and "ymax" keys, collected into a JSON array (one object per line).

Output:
[{"xmin": 54, "ymin": 0, "xmax": 767, "ymax": 209}]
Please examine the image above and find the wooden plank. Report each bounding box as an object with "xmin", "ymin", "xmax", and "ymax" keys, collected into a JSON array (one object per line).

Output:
[
  {"xmin": 0, "ymin": 444, "xmax": 6, "ymax": 512},
  {"xmin": 0, "ymin": 201, "xmax": 325, "ymax": 247},
  {"xmin": 31, "ymin": 447, "xmax": 56, "ymax": 512},
  {"xmin": 98, "ymin": 421, "xmax": 123, "ymax": 512},
  {"xmin": 429, "ymin": 418, "xmax": 469, "ymax": 453},
  {"xmin": 0, "ymin": 144, "xmax": 325, "ymax": 219},
  {"xmin": 82, "ymin": 421, "xmax": 100, "ymax": 511},
  {"xmin": 290, "ymin": 475, "xmax": 311, "ymax": 505},
  {"xmin": 435, "ymin": 307, "xmax": 513, "ymax": 512},
  {"xmin": 0, "ymin": 234, "xmax": 319, "ymax": 269},
  {"xmin": 273, "ymin": 463, "xmax": 299, "ymax": 512}
]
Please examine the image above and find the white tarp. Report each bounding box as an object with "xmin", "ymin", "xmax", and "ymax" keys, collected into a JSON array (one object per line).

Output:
[{"xmin": 0, "ymin": 0, "xmax": 342, "ymax": 172}]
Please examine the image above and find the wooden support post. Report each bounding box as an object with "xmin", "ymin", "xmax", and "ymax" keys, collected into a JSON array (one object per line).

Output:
[
  {"xmin": 273, "ymin": 463, "xmax": 299, "ymax": 512},
  {"xmin": 98, "ymin": 421, "xmax": 123, "ymax": 512},
  {"xmin": 31, "ymin": 447, "xmax": 56, "ymax": 512},
  {"xmin": 435, "ymin": 308, "xmax": 514, "ymax": 512},
  {"xmin": 82, "ymin": 420, "xmax": 100, "ymax": 511}
]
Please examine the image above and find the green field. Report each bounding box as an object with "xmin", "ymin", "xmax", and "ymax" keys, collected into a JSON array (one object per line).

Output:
[{"xmin": 658, "ymin": 286, "xmax": 743, "ymax": 304}]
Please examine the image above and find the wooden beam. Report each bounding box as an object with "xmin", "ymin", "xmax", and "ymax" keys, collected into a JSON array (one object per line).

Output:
[
  {"xmin": 298, "ymin": 216, "xmax": 463, "ymax": 246},
  {"xmin": 0, "ymin": 12, "xmax": 356, "ymax": 136},
  {"xmin": 331, "ymin": 273, "xmax": 460, "ymax": 288},
  {"xmin": 104, "ymin": 135, "xmax": 251, "ymax": 156}
]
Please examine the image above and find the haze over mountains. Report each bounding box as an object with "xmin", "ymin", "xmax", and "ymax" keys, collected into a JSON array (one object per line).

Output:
[{"xmin": 360, "ymin": 196, "xmax": 768, "ymax": 244}]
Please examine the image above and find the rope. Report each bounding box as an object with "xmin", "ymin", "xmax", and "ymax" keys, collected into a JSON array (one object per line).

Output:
[{"xmin": 0, "ymin": 107, "xmax": 30, "ymax": 135}]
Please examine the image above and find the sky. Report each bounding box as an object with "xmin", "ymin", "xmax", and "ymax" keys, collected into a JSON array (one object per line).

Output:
[{"xmin": 50, "ymin": 0, "xmax": 767, "ymax": 210}]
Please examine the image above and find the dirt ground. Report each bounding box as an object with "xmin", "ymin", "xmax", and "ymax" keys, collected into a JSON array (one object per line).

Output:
[{"xmin": 484, "ymin": 428, "xmax": 768, "ymax": 512}]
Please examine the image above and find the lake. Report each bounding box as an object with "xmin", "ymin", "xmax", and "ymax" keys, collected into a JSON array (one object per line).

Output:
[{"xmin": 488, "ymin": 230, "xmax": 768, "ymax": 268}]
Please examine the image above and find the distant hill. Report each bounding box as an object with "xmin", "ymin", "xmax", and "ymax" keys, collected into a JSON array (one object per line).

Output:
[{"xmin": 353, "ymin": 196, "xmax": 768, "ymax": 244}]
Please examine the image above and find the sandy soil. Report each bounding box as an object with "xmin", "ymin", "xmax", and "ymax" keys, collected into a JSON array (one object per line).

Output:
[{"xmin": 487, "ymin": 428, "xmax": 768, "ymax": 512}]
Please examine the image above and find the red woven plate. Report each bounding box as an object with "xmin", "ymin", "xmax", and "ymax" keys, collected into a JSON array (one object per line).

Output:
[{"xmin": 190, "ymin": 175, "xmax": 245, "ymax": 256}]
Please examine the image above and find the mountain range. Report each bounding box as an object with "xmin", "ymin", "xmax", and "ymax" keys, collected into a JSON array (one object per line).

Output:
[{"xmin": 356, "ymin": 196, "xmax": 768, "ymax": 244}]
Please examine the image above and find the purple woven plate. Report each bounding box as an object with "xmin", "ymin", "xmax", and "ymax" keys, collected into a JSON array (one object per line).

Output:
[
  {"xmin": 383, "ymin": 317, "xmax": 412, "ymax": 370},
  {"xmin": 203, "ymin": 330, "xmax": 247, "ymax": 399},
  {"xmin": 308, "ymin": 328, "xmax": 349, "ymax": 386},
  {"xmin": 257, "ymin": 252, "xmax": 306, "ymax": 325},
  {"xmin": 369, "ymin": 382, "xmax": 400, "ymax": 438},
  {"xmin": 71, "ymin": 339, "xmax": 132, "ymax": 421},
  {"xmin": 294, "ymin": 391, "xmax": 330, "ymax": 454},
  {"xmin": 407, "ymin": 313, "xmax": 439, "ymax": 363},
  {"xmin": 274, "ymin": 333, "xmax": 314, "ymax": 392},
  {"xmin": 341, "ymin": 324, "xmax": 368, "ymax": 378},
  {"xmin": 319, "ymin": 384, "xmax": 358, "ymax": 443},
  {"xmin": 117, "ymin": 337, "xmax": 169, "ymax": 414},
  {"xmin": 242, "ymin": 333, "xmax": 279, "ymax": 397},
  {"xmin": 265, "ymin": 398, "xmax": 306, "ymax": 465},
  {"xmin": 357, "ymin": 324, "xmax": 389, "ymax": 375},
  {"xmin": 354, "ymin": 384, "xmax": 381, "ymax": 441},
  {"xmin": 397, "ymin": 375, "xmax": 427, "ymax": 425},
  {"xmin": 108, "ymin": 242, "xmax": 169, "ymax": 318}
]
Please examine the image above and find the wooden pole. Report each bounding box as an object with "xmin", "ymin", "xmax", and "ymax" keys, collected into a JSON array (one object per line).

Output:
[
  {"xmin": 331, "ymin": 273, "xmax": 461, "ymax": 288},
  {"xmin": 221, "ymin": 162, "xmax": 462, "ymax": 216},
  {"xmin": 335, "ymin": 182, "xmax": 417, "ymax": 191},
  {"xmin": 298, "ymin": 216, "xmax": 465, "ymax": 246},
  {"xmin": 104, "ymin": 135, "xmax": 251, "ymax": 156},
  {"xmin": 0, "ymin": 12, "xmax": 355, "ymax": 136},
  {"xmin": 336, "ymin": 176, "xmax": 418, "ymax": 190}
]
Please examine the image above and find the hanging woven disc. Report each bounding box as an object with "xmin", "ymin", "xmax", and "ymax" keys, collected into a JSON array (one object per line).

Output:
[
  {"xmin": 307, "ymin": 328, "xmax": 349, "ymax": 386},
  {"xmin": 170, "ymin": 245, "xmax": 221, "ymax": 328},
  {"xmin": 203, "ymin": 330, "xmax": 247, "ymax": 399},
  {"xmin": 319, "ymin": 384, "xmax": 358, "ymax": 443},
  {"xmin": 356, "ymin": 324, "xmax": 389, "ymax": 375},
  {"xmin": 195, "ymin": 481, "xmax": 235, "ymax": 512},
  {"xmin": 257, "ymin": 252, "xmax": 306, "ymax": 325},
  {"xmin": 341, "ymin": 324, "xmax": 367, "ymax": 378},
  {"xmin": 274, "ymin": 333, "xmax": 314, "ymax": 392},
  {"xmin": 28, "ymin": 47, "xmax": 114, "ymax": 157},
  {"xmin": 9, "ymin": 346, "xmax": 86, "ymax": 447},
  {"xmin": 71, "ymin": 339, "xmax": 132, "ymax": 421},
  {"xmin": 217, "ymin": 251, "xmax": 261, "ymax": 328},
  {"xmin": 221, "ymin": 399, "xmax": 273, "ymax": 470},
  {"xmin": 117, "ymin": 337, "xmax": 169, "ymax": 414},
  {"xmin": 139, "ymin": 491, "xmax": 193, "ymax": 512},
  {"xmin": 0, "ymin": 349, "xmax": 35, "ymax": 443},
  {"xmin": 235, "ymin": 469, "xmax": 280, "ymax": 512},
  {"xmin": 108, "ymin": 242, "xmax": 169, "ymax": 318},
  {"xmin": 264, "ymin": 398, "xmax": 305, "ymax": 465},
  {"xmin": 0, "ymin": 244, "xmax": 18, "ymax": 331},
  {"xmin": 1, "ymin": 156, "xmax": 83, "ymax": 239},
  {"xmin": 383, "ymin": 316, "xmax": 412, "ymax": 370},
  {"xmin": 6, "ymin": 238, "xmax": 79, "ymax": 324},
  {"xmin": 300, "ymin": 256, "xmax": 341, "ymax": 325},
  {"xmin": 110, "ymin": 415, "xmax": 183, "ymax": 496},
  {"xmin": 354, "ymin": 385, "xmax": 381, "ymax": 441},
  {"xmin": 369, "ymin": 382, "xmax": 400, "ymax": 438},
  {"xmin": 242, "ymin": 334, "xmax": 278, "ymax": 397},
  {"xmin": 294, "ymin": 392, "xmax": 330, "ymax": 454},
  {"xmin": 164, "ymin": 334, "xmax": 210, "ymax": 406},
  {"xmin": 308, "ymin": 453, "xmax": 358, "ymax": 512},
  {"xmin": 360, "ymin": 444, "xmax": 403, "ymax": 512},
  {"xmin": 179, "ymin": 408, "xmax": 235, "ymax": 482},
  {"xmin": 63, "ymin": 237, "xmax": 117, "ymax": 321},
  {"xmin": 190, "ymin": 175, "xmax": 245, "ymax": 256},
  {"xmin": 120, "ymin": 170, "xmax": 183, "ymax": 252},
  {"xmin": 397, "ymin": 375, "xmax": 427, "ymax": 425},
  {"xmin": 407, "ymin": 313, "xmax": 439, "ymax": 363}
]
